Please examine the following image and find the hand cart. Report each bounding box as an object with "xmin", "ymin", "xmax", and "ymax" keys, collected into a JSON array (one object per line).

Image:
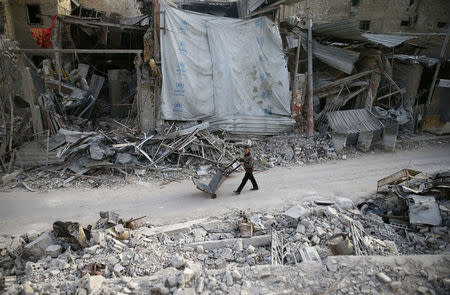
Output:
[{"xmin": 192, "ymin": 159, "xmax": 240, "ymax": 199}]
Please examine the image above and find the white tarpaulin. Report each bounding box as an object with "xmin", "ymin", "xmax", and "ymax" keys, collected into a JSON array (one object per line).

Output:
[{"xmin": 160, "ymin": 1, "xmax": 291, "ymax": 122}]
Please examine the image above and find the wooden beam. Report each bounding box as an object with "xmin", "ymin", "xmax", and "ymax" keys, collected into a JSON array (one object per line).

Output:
[
  {"xmin": 56, "ymin": 18, "xmax": 62, "ymax": 92},
  {"xmin": 4, "ymin": 49, "xmax": 143, "ymax": 54},
  {"xmin": 306, "ymin": 9, "xmax": 314, "ymax": 138},
  {"xmin": 376, "ymin": 88, "xmax": 406, "ymax": 101},
  {"xmin": 58, "ymin": 15, "xmax": 147, "ymax": 31},
  {"xmin": 314, "ymin": 70, "xmax": 374, "ymax": 95}
]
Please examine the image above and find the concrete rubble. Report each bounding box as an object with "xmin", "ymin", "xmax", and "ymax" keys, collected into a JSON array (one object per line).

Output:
[
  {"xmin": 0, "ymin": 126, "xmax": 365, "ymax": 192},
  {"xmin": 1, "ymin": 197, "xmax": 449, "ymax": 294}
]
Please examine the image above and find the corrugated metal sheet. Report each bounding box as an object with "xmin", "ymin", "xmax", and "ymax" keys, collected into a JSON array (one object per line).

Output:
[
  {"xmin": 301, "ymin": 35, "xmax": 360, "ymax": 74},
  {"xmin": 362, "ymin": 33, "xmax": 416, "ymax": 48},
  {"xmin": 313, "ymin": 21, "xmax": 365, "ymax": 41},
  {"xmin": 208, "ymin": 115, "xmax": 295, "ymax": 136},
  {"xmin": 237, "ymin": 0, "xmax": 266, "ymax": 18},
  {"xmin": 387, "ymin": 54, "xmax": 439, "ymax": 67},
  {"xmin": 327, "ymin": 109, "xmax": 383, "ymax": 134},
  {"xmin": 313, "ymin": 21, "xmax": 416, "ymax": 48}
]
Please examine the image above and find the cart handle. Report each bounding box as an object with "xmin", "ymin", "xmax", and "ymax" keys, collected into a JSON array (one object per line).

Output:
[{"xmin": 224, "ymin": 158, "xmax": 239, "ymax": 169}]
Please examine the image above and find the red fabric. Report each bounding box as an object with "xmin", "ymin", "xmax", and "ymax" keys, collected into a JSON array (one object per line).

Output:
[{"xmin": 30, "ymin": 15, "xmax": 58, "ymax": 48}]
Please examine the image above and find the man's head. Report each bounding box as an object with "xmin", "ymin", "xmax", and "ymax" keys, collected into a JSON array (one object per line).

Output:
[{"xmin": 243, "ymin": 146, "xmax": 250, "ymax": 154}]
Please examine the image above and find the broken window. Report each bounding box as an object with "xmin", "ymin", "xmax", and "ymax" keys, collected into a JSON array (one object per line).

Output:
[
  {"xmin": 359, "ymin": 20, "xmax": 370, "ymax": 31},
  {"xmin": 400, "ymin": 19, "xmax": 411, "ymax": 27},
  {"xmin": 437, "ymin": 22, "xmax": 447, "ymax": 28},
  {"xmin": 27, "ymin": 4, "xmax": 42, "ymax": 25},
  {"xmin": 0, "ymin": 3, "xmax": 5, "ymax": 34}
]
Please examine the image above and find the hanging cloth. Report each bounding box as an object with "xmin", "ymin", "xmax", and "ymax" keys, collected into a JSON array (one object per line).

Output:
[{"xmin": 30, "ymin": 15, "xmax": 58, "ymax": 48}]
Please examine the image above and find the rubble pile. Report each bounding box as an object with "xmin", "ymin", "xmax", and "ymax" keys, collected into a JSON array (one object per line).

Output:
[
  {"xmin": 250, "ymin": 133, "xmax": 340, "ymax": 167},
  {"xmin": 1, "ymin": 190, "xmax": 448, "ymax": 294},
  {"xmin": 2, "ymin": 125, "xmax": 357, "ymax": 191}
]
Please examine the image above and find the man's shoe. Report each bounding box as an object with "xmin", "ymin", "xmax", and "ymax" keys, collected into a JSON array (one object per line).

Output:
[
  {"xmin": 233, "ymin": 190, "xmax": 240, "ymax": 195},
  {"xmin": 250, "ymin": 188, "xmax": 259, "ymax": 191}
]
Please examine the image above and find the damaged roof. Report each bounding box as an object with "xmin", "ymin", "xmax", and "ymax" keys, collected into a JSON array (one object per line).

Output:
[
  {"xmin": 301, "ymin": 34, "xmax": 360, "ymax": 74},
  {"xmin": 313, "ymin": 20, "xmax": 417, "ymax": 48},
  {"xmin": 327, "ymin": 109, "xmax": 383, "ymax": 134},
  {"xmin": 362, "ymin": 33, "xmax": 416, "ymax": 48}
]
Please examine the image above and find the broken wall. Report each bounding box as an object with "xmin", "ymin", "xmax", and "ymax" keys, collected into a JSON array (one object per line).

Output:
[
  {"xmin": 2, "ymin": 0, "xmax": 71, "ymax": 48},
  {"xmin": 0, "ymin": 1, "xmax": 5, "ymax": 34},
  {"xmin": 393, "ymin": 63, "xmax": 423, "ymax": 106},
  {"xmin": 77, "ymin": 0, "xmax": 143, "ymax": 17}
]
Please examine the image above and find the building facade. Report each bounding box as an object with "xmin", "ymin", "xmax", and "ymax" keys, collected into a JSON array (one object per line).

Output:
[
  {"xmin": 0, "ymin": 0, "xmax": 71, "ymax": 48},
  {"xmin": 298, "ymin": 0, "xmax": 449, "ymax": 34},
  {"xmin": 0, "ymin": 0, "xmax": 143, "ymax": 48}
]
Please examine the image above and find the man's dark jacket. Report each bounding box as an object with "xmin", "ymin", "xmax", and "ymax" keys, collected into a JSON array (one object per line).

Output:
[{"xmin": 239, "ymin": 152, "xmax": 254, "ymax": 173}]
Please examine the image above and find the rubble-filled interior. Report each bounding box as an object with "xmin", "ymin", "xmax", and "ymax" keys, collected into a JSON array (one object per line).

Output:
[{"xmin": 0, "ymin": 0, "xmax": 449, "ymax": 190}]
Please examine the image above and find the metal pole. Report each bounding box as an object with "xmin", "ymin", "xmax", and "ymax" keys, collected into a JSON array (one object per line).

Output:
[
  {"xmin": 424, "ymin": 25, "xmax": 450, "ymax": 121},
  {"xmin": 291, "ymin": 31, "xmax": 302, "ymax": 113},
  {"xmin": 306, "ymin": 9, "xmax": 314, "ymax": 138},
  {"xmin": 57, "ymin": 18, "xmax": 62, "ymax": 93}
]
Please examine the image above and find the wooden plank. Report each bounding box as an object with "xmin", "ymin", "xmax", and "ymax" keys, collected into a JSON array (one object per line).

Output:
[
  {"xmin": 314, "ymin": 70, "xmax": 374, "ymax": 95},
  {"xmin": 376, "ymin": 88, "xmax": 405, "ymax": 101},
  {"xmin": 377, "ymin": 169, "xmax": 422, "ymax": 188},
  {"xmin": 20, "ymin": 61, "xmax": 43, "ymax": 135}
]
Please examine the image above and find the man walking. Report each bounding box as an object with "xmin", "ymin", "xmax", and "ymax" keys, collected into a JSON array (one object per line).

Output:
[{"xmin": 234, "ymin": 146, "xmax": 258, "ymax": 195}]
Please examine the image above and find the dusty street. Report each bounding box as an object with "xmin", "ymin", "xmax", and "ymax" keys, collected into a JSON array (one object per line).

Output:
[{"xmin": 1, "ymin": 142, "xmax": 449, "ymax": 236}]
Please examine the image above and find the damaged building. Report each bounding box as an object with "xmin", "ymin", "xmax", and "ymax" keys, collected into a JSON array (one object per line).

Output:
[
  {"xmin": 0, "ymin": 0, "xmax": 449, "ymax": 182},
  {"xmin": 0, "ymin": 1, "xmax": 450, "ymax": 294}
]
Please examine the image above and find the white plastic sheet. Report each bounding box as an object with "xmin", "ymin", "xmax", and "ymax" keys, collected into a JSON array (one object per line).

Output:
[{"xmin": 160, "ymin": 1, "xmax": 291, "ymax": 121}]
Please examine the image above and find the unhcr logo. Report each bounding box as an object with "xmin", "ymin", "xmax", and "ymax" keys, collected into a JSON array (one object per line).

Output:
[
  {"xmin": 173, "ymin": 102, "xmax": 183, "ymax": 113},
  {"xmin": 176, "ymin": 62, "xmax": 186, "ymax": 75},
  {"xmin": 177, "ymin": 41, "xmax": 187, "ymax": 55},
  {"xmin": 174, "ymin": 82, "xmax": 185, "ymax": 96},
  {"xmin": 179, "ymin": 20, "xmax": 189, "ymax": 34}
]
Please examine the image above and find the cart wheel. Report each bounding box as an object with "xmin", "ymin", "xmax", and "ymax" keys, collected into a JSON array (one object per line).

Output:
[{"xmin": 211, "ymin": 194, "xmax": 217, "ymax": 199}]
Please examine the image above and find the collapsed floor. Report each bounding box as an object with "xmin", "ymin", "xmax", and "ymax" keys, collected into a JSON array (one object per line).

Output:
[{"xmin": 1, "ymin": 181, "xmax": 449, "ymax": 295}]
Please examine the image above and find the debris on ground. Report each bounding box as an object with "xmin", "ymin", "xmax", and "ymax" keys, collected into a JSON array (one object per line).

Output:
[{"xmin": 1, "ymin": 193, "xmax": 449, "ymax": 294}]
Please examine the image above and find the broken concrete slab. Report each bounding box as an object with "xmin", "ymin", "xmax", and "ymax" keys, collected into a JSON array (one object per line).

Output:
[
  {"xmin": 24, "ymin": 232, "xmax": 56, "ymax": 258},
  {"xmin": 86, "ymin": 274, "xmax": 105, "ymax": 293},
  {"xmin": 335, "ymin": 197, "xmax": 354, "ymax": 210},
  {"xmin": 283, "ymin": 205, "xmax": 309, "ymax": 220},
  {"xmin": 115, "ymin": 153, "xmax": 136, "ymax": 165},
  {"xmin": 89, "ymin": 144, "xmax": 106, "ymax": 160},
  {"xmin": 187, "ymin": 235, "xmax": 271, "ymax": 251},
  {"xmin": 357, "ymin": 131, "xmax": 373, "ymax": 152},
  {"xmin": 331, "ymin": 132, "xmax": 347, "ymax": 153},
  {"xmin": 407, "ymin": 195, "xmax": 442, "ymax": 226},
  {"xmin": 299, "ymin": 247, "xmax": 322, "ymax": 264},
  {"xmin": 0, "ymin": 169, "xmax": 23, "ymax": 185},
  {"xmin": 376, "ymin": 272, "xmax": 392, "ymax": 284},
  {"xmin": 45, "ymin": 245, "xmax": 62, "ymax": 258},
  {"xmin": 138, "ymin": 218, "xmax": 209, "ymax": 237}
]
